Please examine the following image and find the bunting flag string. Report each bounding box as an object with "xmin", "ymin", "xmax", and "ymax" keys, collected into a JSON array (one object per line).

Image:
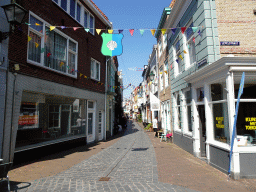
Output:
[{"xmin": 23, "ymin": 22, "xmax": 203, "ymax": 36}]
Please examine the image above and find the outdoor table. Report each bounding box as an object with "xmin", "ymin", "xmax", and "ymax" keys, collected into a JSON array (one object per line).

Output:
[{"xmin": 157, "ymin": 130, "xmax": 163, "ymax": 138}]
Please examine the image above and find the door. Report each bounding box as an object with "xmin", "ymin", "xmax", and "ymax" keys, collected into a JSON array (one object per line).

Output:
[
  {"xmin": 98, "ymin": 111, "xmax": 104, "ymax": 140},
  {"xmin": 197, "ymin": 105, "xmax": 206, "ymax": 157},
  {"xmin": 61, "ymin": 105, "xmax": 70, "ymax": 136},
  {"xmin": 87, "ymin": 112, "xmax": 95, "ymax": 143}
]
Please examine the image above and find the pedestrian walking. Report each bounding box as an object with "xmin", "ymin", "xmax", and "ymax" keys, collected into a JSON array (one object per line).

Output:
[{"xmin": 153, "ymin": 116, "xmax": 158, "ymax": 137}]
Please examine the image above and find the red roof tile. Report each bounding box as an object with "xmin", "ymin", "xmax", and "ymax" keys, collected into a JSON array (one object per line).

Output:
[{"xmin": 89, "ymin": 0, "xmax": 109, "ymax": 22}]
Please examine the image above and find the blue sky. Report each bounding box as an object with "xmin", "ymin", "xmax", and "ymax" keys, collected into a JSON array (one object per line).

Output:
[{"xmin": 92, "ymin": 0, "xmax": 173, "ymax": 98}]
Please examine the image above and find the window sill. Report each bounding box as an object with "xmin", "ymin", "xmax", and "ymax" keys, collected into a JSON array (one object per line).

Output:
[{"xmin": 27, "ymin": 60, "xmax": 77, "ymax": 79}]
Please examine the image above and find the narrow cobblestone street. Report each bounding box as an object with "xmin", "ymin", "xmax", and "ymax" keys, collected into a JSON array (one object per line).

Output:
[{"xmin": 14, "ymin": 121, "xmax": 197, "ymax": 192}]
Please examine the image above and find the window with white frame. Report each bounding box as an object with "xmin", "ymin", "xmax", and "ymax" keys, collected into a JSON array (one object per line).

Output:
[
  {"xmin": 52, "ymin": 0, "xmax": 95, "ymax": 34},
  {"xmin": 176, "ymin": 93, "xmax": 182, "ymax": 129},
  {"xmin": 164, "ymin": 61, "xmax": 168, "ymax": 88},
  {"xmin": 173, "ymin": 39, "xmax": 182, "ymax": 75},
  {"xmin": 163, "ymin": 34, "xmax": 167, "ymax": 50},
  {"xmin": 91, "ymin": 58, "xmax": 100, "ymax": 81},
  {"xmin": 28, "ymin": 13, "xmax": 78, "ymax": 77},
  {"xmin": 186, "ymin": 22, "xmax": 196, "ymax": 67},
  {"xmin": 158, "ymin": 38, "xmax": 162, "ymax": 56},
  {"xmin": 160, "ymin": 66, "xmax": 164, "ymax": 91}
]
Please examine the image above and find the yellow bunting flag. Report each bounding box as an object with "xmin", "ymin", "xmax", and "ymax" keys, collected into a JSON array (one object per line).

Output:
[
  {"xmin": 183, "ymin": 50, "xmax": 187, "ymax": 54},
  {"xmin": 96, "ymin": 29, "xmax": 101, "ymax": 35},
  {"xmin": 14, "ymin": 64, "xmax": 20, "ymax": 71},
  {"xmin": 179, "ymin": 55, "xmax": 183, "ymax": 60},
  {"xmin": 50, "ymin": 26, "xmax": 56, "ymax": 31},
  {"xmin": 28, "ymin": 36, "xmax": 32, "ymax": 42},
  {"xmin": 60, "ymin": 62, "xmax": 64, "ymax": 67},
  {"xmin": 164, "ymin": 71, "xmax": 168, "ymax": 74},
  {"xmin": 161, "ymin": 29, "xmax": 167, "ymax": 35},
  {"xmin": 160, "ymin": 72, "xmax": 163, "ymax": 75},
  {"xmin": 151, "ymin": 29, "xmax": 156, "ymax": 36},
  {"xmin": 80, "ymin": 73, "xmax": 83, "ymax": 77},
  {"xmin": 35, "ymin": 42, "xmax": 39, "ymax": 48},
  {"xmin": 84, "ymin": 75, "xmax": 87, "ymax": 79},
  {"xmin": 108, "ymin": 30, "xmax": 114, "ymax": 34},
  {"xmin": 35, "ymin": 23, "xmax": 40, "ymax": 26}
]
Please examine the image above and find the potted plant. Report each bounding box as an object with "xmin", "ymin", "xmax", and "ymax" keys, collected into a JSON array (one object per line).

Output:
[
  {"xmin": 166, "ymin": 132, "xmax": 173, "ymax": 143},
  {"xmin": 144, "ymin": 123, "xmax": 152, "ymax": 132}
]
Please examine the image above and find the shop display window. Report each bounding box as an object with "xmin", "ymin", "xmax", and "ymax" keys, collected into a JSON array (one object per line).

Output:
[
  {"xmin": 211, "ymin": 83, "xmax": 230, "ymax": 143},
  {"xmin": 235, "ymin": 83, "xmax": 256, "ymax": 147},
  {"xmin": 16, "ymin": 92, "xmax": 87, "ymax": 149}
]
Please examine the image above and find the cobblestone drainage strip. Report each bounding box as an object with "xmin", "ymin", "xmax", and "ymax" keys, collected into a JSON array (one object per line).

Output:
[{"xmin": 99, "ymin": 177, "xmax": 110, "ymax": 181}]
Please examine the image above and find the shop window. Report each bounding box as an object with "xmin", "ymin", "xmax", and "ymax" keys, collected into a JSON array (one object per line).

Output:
[
  {"xmin": 211, "ymin": 83, "xmax": 230, "ymax": 143},
  {"xmin": 49, "ymin": 105, "xmax": 60, "ymax": 128},
  {"xmin": 234, "ymin": 83, "xmax": 256, "ymax": 146}
]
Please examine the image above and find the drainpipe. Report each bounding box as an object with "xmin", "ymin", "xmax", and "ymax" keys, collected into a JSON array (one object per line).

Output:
[
  {"xmin": 209, "ymin": 0, "xmax": 217, "ymax": 61},
  {"xmin": 104, "ymin": 58, "xmax": 108, "ymax": 141},
  {"xmin": 9, "ymin": 72, "xmax": 17, "ymax": 162}
]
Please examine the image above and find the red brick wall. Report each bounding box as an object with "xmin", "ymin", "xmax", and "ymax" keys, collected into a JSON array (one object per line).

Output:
[{"xmin": 8, "ymin": 0, "xmax": 108, "ymax": 93}]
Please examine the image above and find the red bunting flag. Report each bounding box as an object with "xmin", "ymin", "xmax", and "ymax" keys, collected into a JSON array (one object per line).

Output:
[
  {"xmin": 73, "ymin": 27, "xmax": 78, "ymax": 31},
  {"xmin": 129, "ymin": 29, "xmax": 134, "ymax": 36},
  {"xmin": 181, "ymin": 27, "xmax": 187, "ymax": 34},
  {"xmin": 47, "ymin": 53, "xmax": 51, "ymax": 57},
  {"xmin": 193, "ymin": 37, "xmax": 195, "ymax": 43}
]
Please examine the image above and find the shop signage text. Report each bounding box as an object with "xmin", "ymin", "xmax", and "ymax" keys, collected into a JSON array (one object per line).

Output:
[
  {"xmin": 220, "ymin": 41, "xmax": 240, "ymax": 46},
  {"xmin": 216, "ymin": 117, "xmax": 224, "ymax": 128},
  {"xmin": 245, "ymin": 117, "xmax": 256, "ymax": 130}
]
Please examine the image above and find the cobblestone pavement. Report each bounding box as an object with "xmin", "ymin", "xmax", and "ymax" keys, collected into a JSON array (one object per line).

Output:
[{"xmin": 15, "ymin": 122, "xmax": 198, "ymax": 192}]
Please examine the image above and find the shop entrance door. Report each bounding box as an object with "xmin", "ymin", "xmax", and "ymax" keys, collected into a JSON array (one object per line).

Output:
[
  {"xmin": 61, "ymin": 105, "xmax": 70, "ymax": 136},
  {"xmin": 197, "ymin": 105, "xmax": 206, "ymax": 157},
  {"xmin": 87, "ymin": 112, "xmax": 95, "ymax": 143}
]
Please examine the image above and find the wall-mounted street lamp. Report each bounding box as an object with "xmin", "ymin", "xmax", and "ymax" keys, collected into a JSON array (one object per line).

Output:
[
  {"xmin": 0, "ymin": 3, "xmax": 27, "ymax": 43},
  {"xmin": 149, "ymin": 71, "xmax": 155, "ymax": 81}
]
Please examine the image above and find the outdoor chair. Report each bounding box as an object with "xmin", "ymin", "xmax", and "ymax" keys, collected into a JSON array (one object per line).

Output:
[
  {"xmin": 0, "ymin": 162, "xmax": 13, "ymax": 192},
  {"xmin": 160, "ymin": 133, "xmax": 167, "ymax": 142}
]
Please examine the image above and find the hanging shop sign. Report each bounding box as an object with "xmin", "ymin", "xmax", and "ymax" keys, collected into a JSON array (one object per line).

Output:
[
  {"xmin": 220, "ymin": 41, "xmax": 240, "ymax": 46},
  {"xmin": 197, "ymin": 58, "xmax": 207, "ymax": 68},
  {"xmin": 101, "ymin": 33, "xmax": 123, "ymax": 56}
]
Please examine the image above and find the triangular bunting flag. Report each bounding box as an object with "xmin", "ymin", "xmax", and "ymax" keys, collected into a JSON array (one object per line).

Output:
[
  {"xmin": 176, "ymin": 59, "xmax": 179, "ymax": 63},
  {"xmin": 192, "ymin": 27, "xmax": 198, "ymax": 33},
  {"xmin": 50, "ymin": 26, "xmax": 56, "ymax": 31},
  {"xmin": 129, "ymin": 29, "xmax": 134, "ymax": 36},
  {"xmin": 47, "ymin": 53, "xmax": 51, "ymax": 57},
  {"xmin": 73, "ymin": 27, "xmax": 78, "ymax": 31},
  {"xmin": 183, "ymin": 50, "xmax": 187, "ymax": 54},
  {"xmin": 84, "ymin": 75, "xmax": 87, "ymax": 78},
  {"xmin": 164, "ymin": 71, "xmax": 168, "ymax": 74},
  {"xmin": 41, "ymin": 48, "xmax": 45, "ymax": 53},
  {"xmin": 179, "ymin": 55, "xmax": 183, "ymax": 60},
  {"xmin": 60, "ymin": 62, "xmax": 64, "ymax": 67},
  {"xmin": 35, "ymin": 23, "xmax": 40, "ymax": 26},
  {"xmin": 118, "ymin": 29, "xmax": 123, "ymax": 34},
  {"xmin": 160, "ymin": 72, "xmax": 163, "ymax": 75},
  {"xmin": 193, "ymin": 37, "xmax": 195, "ymax": 43},
  {"xmin": 25, "ymin": 22, "xmax": 31, "ymax": 26},
  {"xmin": 181, "ymin": 27, "xmax": 186, "ymax": 34},
  {"xmin": 108, "ymin": 29, "xmax": 114, "ymax": 34},
  {"xmin": 96, "ymin": 29, "xmax": 101, "ymax": 35},
  {"xmin": 28, "ymin": 36, "xmax": 32, "ymax": 42},
  {"xmin": 151, "ymin": 29, "xmax": 156, "ymax": 36},
  {"xmin": 161, "ymin": 29, "xmax": 167, "ymax": 35},
  {"xmin": 140, "ymin": 29, "xmax": 144, "ymax": 36},
  {"xmin": 80, "ymin": 73, "xmax": 83, "ymax": 77},
  {"xmin": 61, "ymin": 26, "xmax": 66, "ymax": 30},
  {"xmin": 35, "ymin": 42, "xmax": 39, "ymax": 48},
  {"xmin": 171, "ymin": 64, "xmax": 173, "ymax": 69},
  {"xmin": 84, "ymin": 28, "xmax": 90, "ymax": 32},
  {"xmin": 171, "ymin": 28, "xmax": 176, "ymax": 35},
  {"xmin": 187, "ymin": 44, "xmax": 190, "ymax": 49},
  {"xmin": 198, "ymin": 30, "xmax": 201, "ymax": 36}
]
